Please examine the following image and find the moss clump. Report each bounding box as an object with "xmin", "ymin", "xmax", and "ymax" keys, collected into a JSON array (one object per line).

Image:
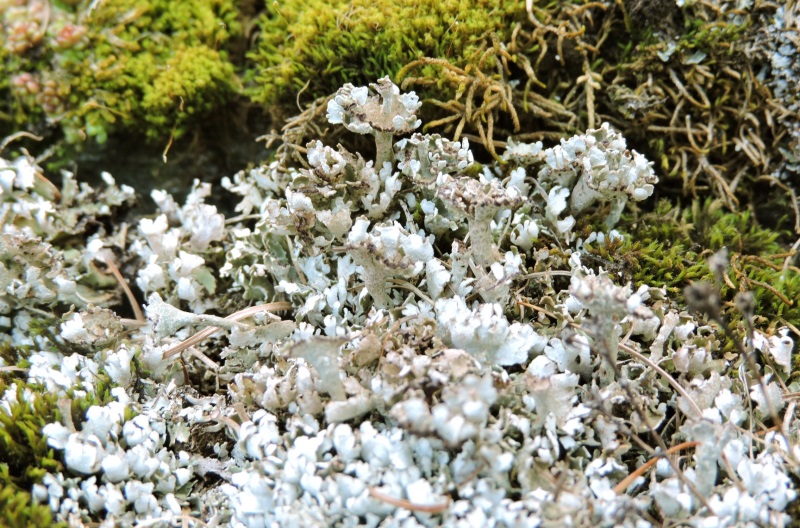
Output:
[
  {"xmin": 0, "ymin": 340, "xmax": 123, "ymax": 527},
  {"xmin": 1, "ymin": 0, "xmax": 241, "ymax": 144},
  {"xmin": 586, "ymin": 198, "xmax": 800, "ymax": 329},
  {"xmin": 0, "ymin": 468, "xmax": 65, "ymax": 528},
  {"xmin": 0, "ymin": 355, "xmax": 63, "ymax": 527},
  {"xmin": 139, "ymin": 44, "xmax": 236, "ymax": 134},
  {"xmin": 247, "ymin": 0, "xmax": 525, "ymax": 109},
  {"xmin": 0, "ymin": 378, "xmax": 61, "ymax": 486}
]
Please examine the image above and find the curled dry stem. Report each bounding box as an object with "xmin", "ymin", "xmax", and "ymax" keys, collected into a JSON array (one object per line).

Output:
[
  {"xmin": 259, "ymin": 94, "xmax": 333, "ymax": 167},
  {"xmin": 0, "ymin": 131, "xmax": 43, "ymax": 154},
  {"xmin": 398, "ymin": 45, "xmax": 524, "ymax": 156},
  {"xmin": 697, "ymin": 155, "xmax": 739, "ymax": 209},
  {"xmin": 576, "ymin": 53, "xmax": 601, "ymax": 129},
  {"xmin": 756, "ymin": 175, "xmax": 800, "ymax": 235}
]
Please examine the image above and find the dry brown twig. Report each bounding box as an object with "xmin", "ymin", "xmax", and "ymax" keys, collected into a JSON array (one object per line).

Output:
[
  {"xmin": 368, "ymin": 487, "xmax": 450, "ymax": 514},
  {"xmin": 613, "ymin": 441, "xmax": 700, "ymax": 495},
  {"xmin": 162, "ymin": 302, "xmax": 292, "ymax": 360},
  {"xmin": 96, "ymin": 250, "xmax": 146, "ymax": 324},
  {"xmin": 257, "ymin": 94, "xmax": 333, "ymax": 167}
]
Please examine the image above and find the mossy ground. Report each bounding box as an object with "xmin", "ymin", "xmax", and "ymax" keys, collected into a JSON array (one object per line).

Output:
[
  {"xmin": 0, "ymin": 327, "xmax": 134, "ymax": 527},
  {"xmin": 0, "ymin": 372, "xmax": 65, "ymax": 528},
  {"xmin": 246, "ymin": 0, "xmax": 526, "ymax": 107},
  {"xmin": 2, "ymin": 0, "xmax": 241, "ymax": 145},
  {"xmin": 584, "ymin": 198, "xmax": 800, "ymax": 331},
  {"xmin": 0, "ymin": 341, "xmax": 65, "ymax": 528}
]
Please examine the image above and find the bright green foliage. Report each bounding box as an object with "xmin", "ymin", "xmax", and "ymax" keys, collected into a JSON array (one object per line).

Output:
[
  {"xmin": 0, "ymin": 383, "xmax": 61, "ymax": 484},
  {"xmin": 0, "ymin": 473, "xmax": 65, "ymax": 528},
  {"xmin": 0, "ymin": 342, "xmax": 120, "ymax": 528},
  {"xmin": 247, "ymin": 0, "xmax": 525, "ymax": 108},
  {"xmin": 0, "ymin": 369, "xmax": 62, "ymax": 527},
  {"xmin": 140, "ymin": 45, "xmax": 236, "ymax": 134},
  {"xmin": 586, "ymin": 199, "xmax": 800, "ymax": 329},
  {"xmin": 1, "ymin": 0, "xmax": 241, "ymax": 143},
  {"xmin": 0, "ymin": 349, "xmax": 62, "ymax": 490}
]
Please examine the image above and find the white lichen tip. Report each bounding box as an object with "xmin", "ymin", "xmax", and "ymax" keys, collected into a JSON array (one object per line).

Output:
[
  {"xmin": 396, "ymin": 133, "xmax": 474, "ymax": 182},
  {"xmin": 437, "ymin": 177, "xmax": 523, "ymax": 266},
  {"xmin": 506, "ymin": 123, "xmax": 658, "ymax": 230},
  {"xmin": 346, "ymin": 218, "xmax": 434, "ymax": 306},
  {"xmin": 502, "ymin": 137, "xmax": 544, "ymax": 164},
  {"xmin": 542, "ymin": 123, "xmax": 658, "ymax": 227},
  {"xmin": 326, "ymin": 76, "xmax": 422, "ymax": 135}
]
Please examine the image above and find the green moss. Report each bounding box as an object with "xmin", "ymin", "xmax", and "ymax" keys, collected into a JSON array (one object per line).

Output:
[
  {"xmin": 0, "ymin": 340, "xmax": 127, "ymax": 527},
  {"xmin": 0, "ymin": 362, "xmax": 63, "ymax": 528},
  {"xmin": 0, "ymin": 380, "xmax": 62, "ymax": 489},
  {"xmin": 140, "ymin": 45, "xmax": 237, "ymax": 138},
  {"xmin": 1, "ymin": 0, "xmax": 241, "ymax": 144},
  {"xmin": 0, "ymin": 472, "xmax": 65, "ymax": 528},
  {"xmin": 586, "ymin": 199, "xmax": 799, "ymax": 329},
  {"xmin": 247, "ymin": 0, "xmax": 526, "ymax": 108}
]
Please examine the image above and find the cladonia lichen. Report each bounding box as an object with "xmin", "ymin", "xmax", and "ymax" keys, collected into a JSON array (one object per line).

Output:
[{"xmin": 1, "ymin": 71, "xmax": 798, "ymax": 528}]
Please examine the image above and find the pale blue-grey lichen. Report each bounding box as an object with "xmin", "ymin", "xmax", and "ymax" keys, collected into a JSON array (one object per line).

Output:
[{"xmin": 0, "ymin": 77, "xmax": 797, "ymax": 528}]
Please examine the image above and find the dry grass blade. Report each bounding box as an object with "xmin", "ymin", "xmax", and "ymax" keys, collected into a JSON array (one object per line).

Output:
[
  {"xmin": 162, "ymin": 302, "xmax": 292, "ymax": 359},
  {"xmin": 620, "ymin": 344, "xmax": 704, "ymax": 418},
  {"xmin": 368, "ymin": 487, "xmax": 450, "ymax": 513},
  {"xmin": 0, "ymin": 131, "xmax": 44, "ymax": 153},
  {"xmin": 0, "ymin": 366, "xmax": 28, "ymax": 373},
  {"xmin": 613, "ymin": 441, "xmax": 700, "ymax": 494},
  {"xmin": 97, "ymin": 251, "xmax": 146, "ymax": 323}
]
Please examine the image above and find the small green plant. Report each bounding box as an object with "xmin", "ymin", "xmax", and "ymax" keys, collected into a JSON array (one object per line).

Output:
[
  {"xmin": 0, "ymin": 363, "xmax": 64, "ymax": 528},
  {"xmin": 586, "ymin": 198, "xmax": 800, "ymax": 329},
  {"xmin": 0, "ymin": 340, "xmax": 121, "ymax": 528}
]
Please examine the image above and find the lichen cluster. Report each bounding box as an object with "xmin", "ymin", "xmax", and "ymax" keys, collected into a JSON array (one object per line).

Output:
[
  {"xmin": 242, "ymin": 0, "xmax": 800, "ymax": 328},
  {"xmin": 1, "ymin": 0, "xmax": 799, "ymax": 525},
  {"xmin": 1, "ymin": 77, "xmax": 798, "ymax": 526}
]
